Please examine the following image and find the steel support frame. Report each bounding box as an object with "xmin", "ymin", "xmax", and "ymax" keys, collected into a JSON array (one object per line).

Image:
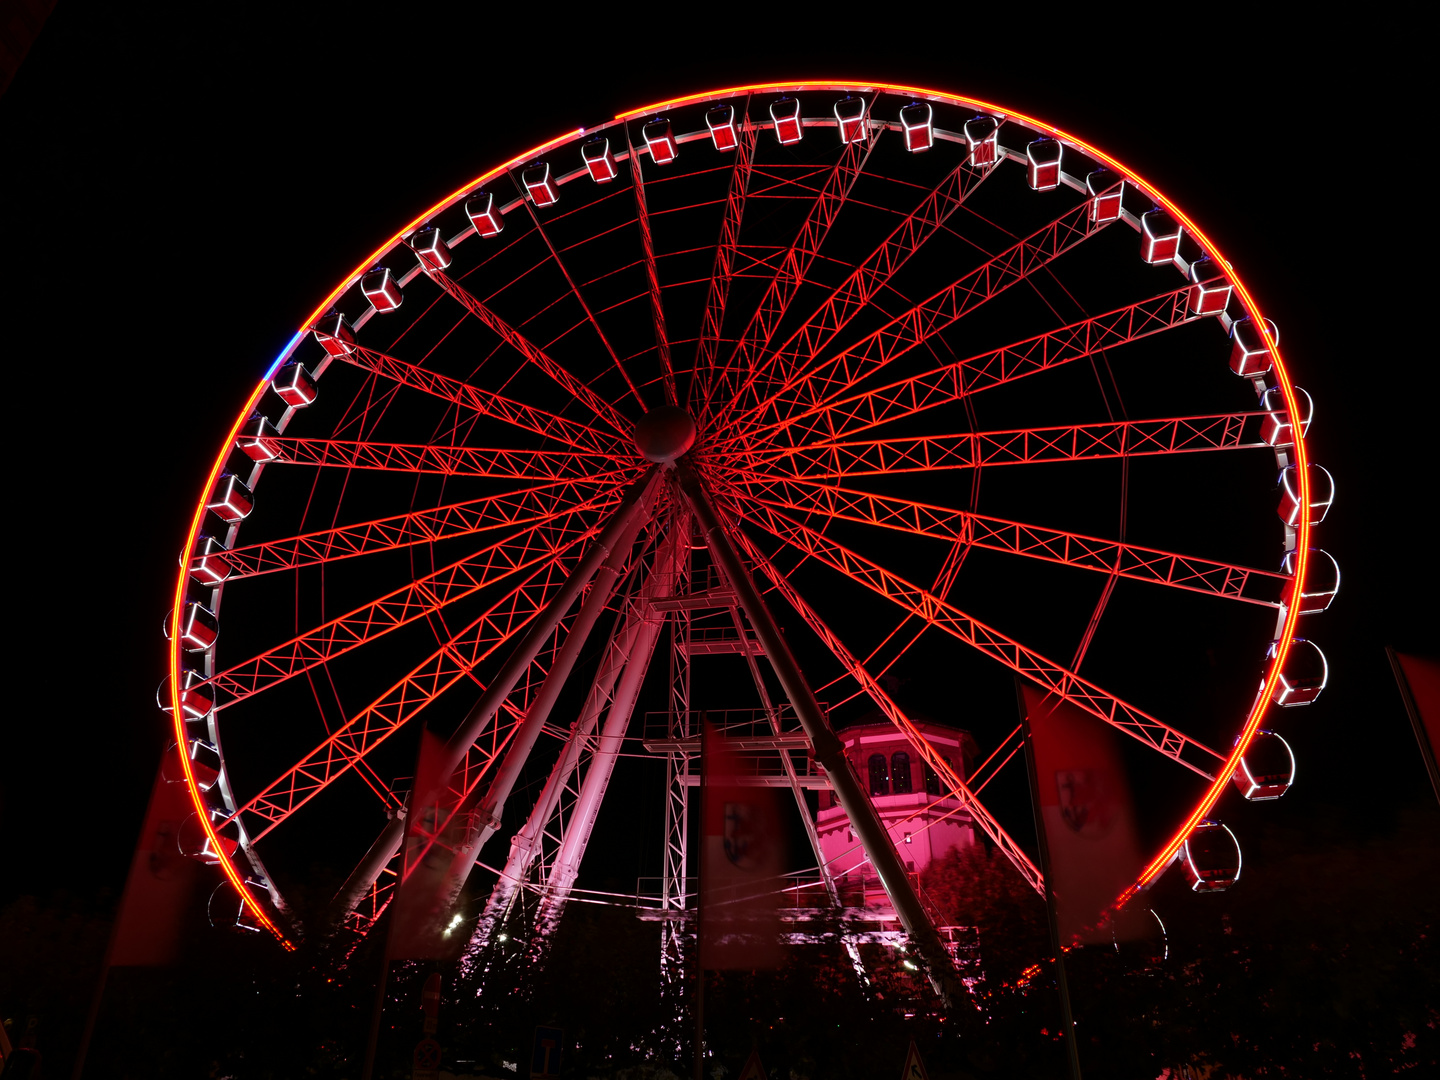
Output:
[
  {"xmin": 465, "ymin": 516, "xmax": 675, "ymax": 962},
  {"xmin": 674, "ymin": 458, "xmax": 961, "ymax": 1002},
  {"xmin": 324, "ymin": 472, "xmax": 658, "ymax": 928},
  {"xmin": 624, "ymin": 124, "xmax": 678, "ymax": 406}
]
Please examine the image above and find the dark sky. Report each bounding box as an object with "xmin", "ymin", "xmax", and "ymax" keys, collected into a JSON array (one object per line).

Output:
[{"xmin": 0, "ymin": 4, "xmax": 1431, "ymax": 917}]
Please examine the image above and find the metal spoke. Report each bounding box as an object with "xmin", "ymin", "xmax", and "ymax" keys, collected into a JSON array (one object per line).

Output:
[
  {"xmin": 424, "ymin": 267, "xmax": 633, "ymax": 434},
  {"xmin": 203, "ymin": 494, "xmax": 620, "ymax": 708},
  {"xmin": 731, "ymin": 471, "xmax": 1287, "ymax": 607},
  {"xmin": 696, "ymin": 125, "xmax": 878, "ymax": 426},
  {"xmin": 721, "ymin": 490, "xmax": 1225, "ymax": 777},
  {"xmin": 342, "ymin": 343, "xmax": 623, "ymax": 455},
  {"xmin": 624, "ymin": 125, "xmax": 677, "ymax": 406},
  {"xmin": 715, "ymin": 190, "xmax": 1124, "ymax": 443},
  {"xmin": 729, "ymin": 286, "xmax": 1195, "ymax": 453},
  {"xmin": 735, "ymin": 529, "xmax": 1045, "ymax": 896},
  {"xmin": 209, "ymin": 471, "xmax": 636, "ymax": 580},
  {"xmin": 710, "ymin": 150, "xmax": 999, "ymax": 436},
  {"xmin": 511, "ymin": 171, "xmax": 647, "ymax": 410},
  {"xmin": 264, "ymin": 437, "xmax": 626, "ymax": 479},
  {"xmin": 688, "ymin": 98, "xmax": 757, "ymax": 410},
  {"xmin": 742, "ymin": 411, "xmax": 1266, "ymax": 479}
]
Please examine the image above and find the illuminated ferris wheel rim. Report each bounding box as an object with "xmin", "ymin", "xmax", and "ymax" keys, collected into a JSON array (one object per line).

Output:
[{"xmin": 165, "ymin": 80, "xmax": 1317, "ymax": 949}]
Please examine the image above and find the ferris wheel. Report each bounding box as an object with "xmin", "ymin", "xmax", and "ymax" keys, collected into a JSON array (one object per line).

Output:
[{"xmin": 161, "ymin": 81, "xmax": 1334, "ymax": 989}]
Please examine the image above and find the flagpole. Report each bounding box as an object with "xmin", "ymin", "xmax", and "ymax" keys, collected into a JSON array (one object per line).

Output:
[
  {"xmin": 693, "ymin": 712, "xmax": 707, "ymax": 1080},
  {"xmin": 1015, "ymin": 678, "xmax": 1083, "ymax": 1080}
]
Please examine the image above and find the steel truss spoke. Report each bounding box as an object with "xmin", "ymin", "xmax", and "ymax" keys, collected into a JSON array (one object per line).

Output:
[
  {"xmin": 264, "ymin": 437, "xmax": 625, "ymax": 478},
  {"xmin": 748, "ymin": 411, "xmax": 1268, "ymax": 479},
  {"xmin": 624, "ymin": 127, "xmax": 677, "ymax": 406},
  {"xmin": 425, "ymin": 268, "xmax": 634, "ymax": 434},
  {"xmin": 689, "ymin": 101, "xmax": 757, "ymax": 410},
  {"xmin": 697, "ymin": 129, "xmax": 878, "ymax": 425},
  {"xmin": 717, "ymin": 192, "xmax": 1124, "ymax": 444},
  {"xmin": 469, "ymin": 515, "xmax": 680, "ymax": 953},
  {"xmin": 733, "ymin": 528, "xmax": 1044, "ymax": 896},
  {"xmin": 342, "ymin": 344, "xmax": 622, "ymax": 454},
  {"xmin": 721, "ymin": 491, "xmax": 1223, "ymax": 777},
  {"xmin": 204, "ymin": 493, "xmax": 621, "ymax": 707},
  {"xmin": 228, "ymin": 554, "xmax": 581, "ymax": 841},
  {"xmin": 730, "ymin": 472, "xmax": 1286, "ymax": 607},
  {"xmin": 732, "ymin": 286, "xmax": 1195, "ymax": 453},
  {"xmin": 211, "ymin": 472, "xmax": 634, "ymax": 580},
  {"xmin": 713, "ymin": 153, "xmax": 998, "ymax": 434},
  {"xmin": 512, "ymin": 174, "xmax": 646, "ymax": 410}
]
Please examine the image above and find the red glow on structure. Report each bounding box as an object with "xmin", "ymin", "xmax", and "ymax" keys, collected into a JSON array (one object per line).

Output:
[{"xmin": 173, "ymin": 81, "xmax": 1311, "ymax": 937}]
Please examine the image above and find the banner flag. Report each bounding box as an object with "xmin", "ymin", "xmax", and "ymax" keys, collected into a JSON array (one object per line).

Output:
[
  {"xmin": 108, "ymin": 749, "xmax": 202, "ymax": 966},
  {"xmin": 699, "ymin": 719, "xmax": 786, "ymax": 970},
  {"xmin": 1391, "ymin": 650, "xmax": 1440, "ymax": 803},
  {"xmin": 1022, "ymin": 684, "xmax": 1144, "ymax": 944}
]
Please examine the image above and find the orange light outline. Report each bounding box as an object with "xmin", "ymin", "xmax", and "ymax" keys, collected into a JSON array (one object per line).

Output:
[{"xmin": 170, "ymin": 82, "xmax": 1306, "ymax": 942}]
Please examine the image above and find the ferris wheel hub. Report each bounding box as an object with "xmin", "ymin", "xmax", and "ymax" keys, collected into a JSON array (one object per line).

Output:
[{"xmin": 632, "ymin": 405, "xmax": 696, "ymax": 463}]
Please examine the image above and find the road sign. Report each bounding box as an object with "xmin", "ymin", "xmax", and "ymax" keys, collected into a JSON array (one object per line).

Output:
[
  {"xmin": 899, "ymin": 1039, "xmax": 930, "ymax": 1080},
  {"xmin": 413, "ymin": 1036, "xmax": 441, "ymax": 1080},
  {"xmin": 531, "ymin": 1025, "xmax": 563, "ymax": 1078},
  {"xmin": 736, "ymin": 1046, "xmax": 767, "ymax": 1080}
]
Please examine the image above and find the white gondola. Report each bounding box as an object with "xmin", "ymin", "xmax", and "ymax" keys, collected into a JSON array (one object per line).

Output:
[
  {"xmin": 1187, "ymin": 256, "xmax": 1232, "ymax": 316},
  {"xmin": 834, "ymin": 96, "xmax": 867, "ymax": 144},
  {"xmin": 581, "ymin": 137, "xmax": 618, "ymax": 182},
  {"xmin": 187, "ymin": 535, "xmax": 233, "ymax": 586},
  {"xmin": 1026, "ymin": 138, "xmax": 1062, "ymax": 190},
  {"xmin": 1270, "ymin": 638, "xmax": 1328, "ymax": 706},
  {"xmin": 312, "ymin": 312, "xmax": 356, "ymax": 357},
  {"xmin": 705, "ymin": 104, "xmax": 738, "ymax": 152},
  {"xmin": 963, "ymin": 115, "xmax": 998, "ymax": 166},
  {"xmin": 360, "ymin": 267, "xmax": 403, "ymax": 312},
  {"xmin": 643, "ymin": 118, "xmax": 678, "ymax": 164},
  {"xmin": 1277, "ymin": 463, "xmax": 1334, "ymax": 527},
  {"xmin": 271, "ymin": 361, "xmax": 318, "ymax": 407},
  {"xmin": 410, "ymin": 226, "xmax": 452, "ymax": 272},
  {"xmin": 1260, "ymin": 385, "xmax": 1312, "ymax": 447},
  {"xmin": 1141, "ymin": 209, "xmax": 1182, "ymax": 264},
  {"xmin": 770, "ymin": 97, "xmax": 802, "ymax": 145},
  {"xmin": 1231, "ymin": 730, "xmax": 1296, "ymax": 800},
  {"xmin": 1282, "ymin": 547, "xmax": 1339, "ymax": 613},
  {"xmin": 1087, "ymin": 168, "xmax": 1123, "ymax": 222},
  {"xmin": 237, "ymin": 414, "xmax": 281, "ymax": 462},
  {"xmin": 1229, "ymin": 316, "xmax": 1277, "ymax": 377},
  {"xmin": 207, "ymin": 474, "xmax": 254, "ymax": 523},
  {"xmin": 899, "ymin": 101, "xmax": 933, "ymax": 152},
  {"xmin": 157, "ymin": 668, "xmax": 214, "ymax": 720},
  {"xmin": 1180, "ymin": 820, "xmax": 1241, "ymax": 892},
  {"xmin": 522, "ymin": 161, "xmax": 558, "ymax": 206},
  {"xmin": 465, "ymin": 190, "xmax": 505, "ymax": 236}
]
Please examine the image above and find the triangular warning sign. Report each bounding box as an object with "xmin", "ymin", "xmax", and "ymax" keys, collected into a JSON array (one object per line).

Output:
[
  {"xmin": 899, "ymin": 1039, "xmax": 930, "ymax": 1080},
  {"xmin": 736, "ymin": 1046, "xmax": 767, "ymax": 1080}
]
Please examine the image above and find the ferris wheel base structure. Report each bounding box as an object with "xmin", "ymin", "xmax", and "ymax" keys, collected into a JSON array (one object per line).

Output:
[{"xmin": 160, "ymin": 81, "xmax": 1331, "ymax": 1002}]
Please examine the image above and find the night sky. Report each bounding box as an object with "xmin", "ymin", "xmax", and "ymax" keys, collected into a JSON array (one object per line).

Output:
[{"xmin": 1, "ymin": 0, "xmax": 1432, "ymax": 1018}]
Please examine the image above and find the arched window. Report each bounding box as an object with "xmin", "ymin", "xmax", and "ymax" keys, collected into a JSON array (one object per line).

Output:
[
  {"xmin": 891, "ymin": 751, "xmax": 912, "ymax": 794},
  {"xmin": 924, "ymin": 755, "xmax": 953, "ymax": 796},
  {"xmin": 868, "ymin": 753, "xmax": 889, "ymax": 796}
]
